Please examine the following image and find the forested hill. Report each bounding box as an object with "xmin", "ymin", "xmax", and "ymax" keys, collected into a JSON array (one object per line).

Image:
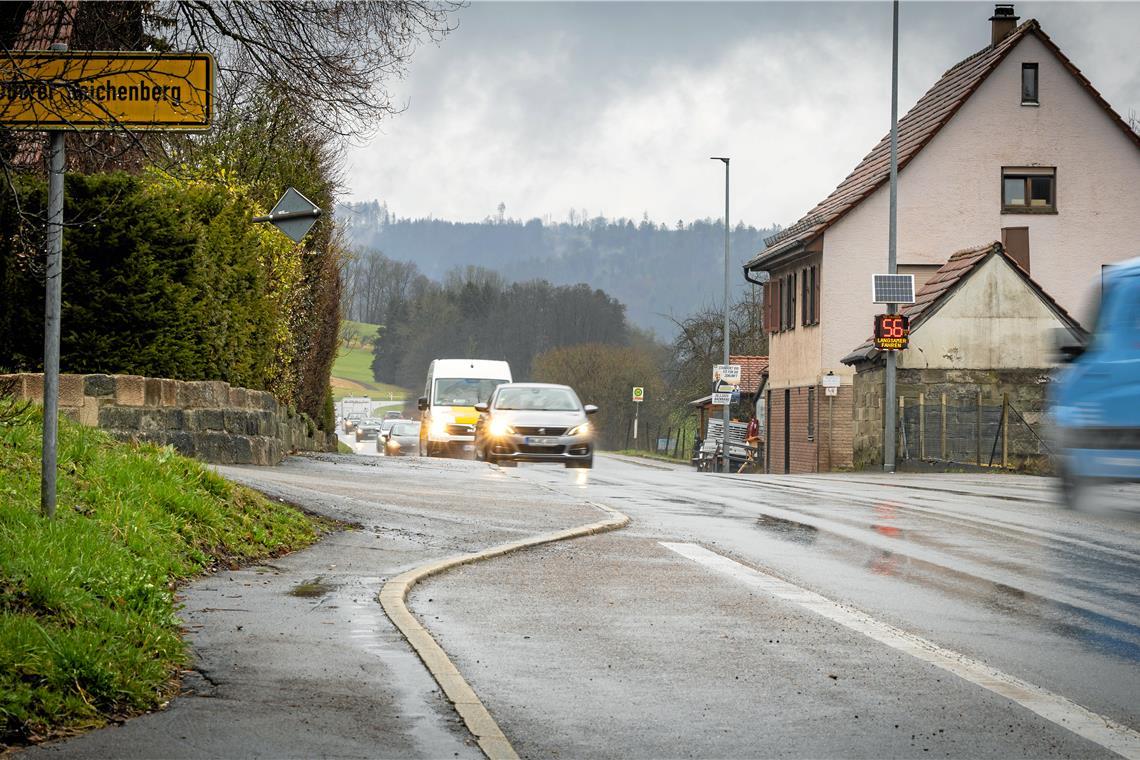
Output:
[{"xmin": 339, "ymin": 201, "xmax": 776, "ymax": 337}]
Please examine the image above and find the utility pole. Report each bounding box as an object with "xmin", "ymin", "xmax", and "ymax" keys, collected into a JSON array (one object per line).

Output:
[
  {"xmin": 712, "ymin": 157, "xmax": 731, "ymax": 473},
  {"xmin": 884, "ymin": 0, "xmax": 900, "ymax": 474}
]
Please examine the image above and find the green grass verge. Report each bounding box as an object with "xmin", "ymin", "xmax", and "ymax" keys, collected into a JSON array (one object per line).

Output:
[
  {"xmin": 608, "ymin": 449, "xmax": 688, "ymax": 464},
  {"xmin": 0, "ymin": 400, "xmax": 331, "ymax": 747}
]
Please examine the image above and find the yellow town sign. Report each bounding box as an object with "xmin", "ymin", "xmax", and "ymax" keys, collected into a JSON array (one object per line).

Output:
[{"xmin": 0, "ymin": 52, "xmax": 213, "ymax": 130}]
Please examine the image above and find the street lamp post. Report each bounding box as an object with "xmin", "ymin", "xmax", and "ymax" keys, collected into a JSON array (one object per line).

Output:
[
  {"xmin": 884, "ymin": 0, "xmax": 900, "ymax": 473},
  {"xmin": 712, "ymin": 157, "xmax": 731, "ymax": 473}
]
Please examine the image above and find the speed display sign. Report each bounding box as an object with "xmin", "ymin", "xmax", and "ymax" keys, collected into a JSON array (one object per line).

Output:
[{"xmin": 874, "ymin": 314, "xmax": 910, "ymax": 351}]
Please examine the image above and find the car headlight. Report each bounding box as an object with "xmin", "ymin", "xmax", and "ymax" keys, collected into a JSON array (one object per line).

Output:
[
  {"xmin": 489, "ymin": 418, "xmax": 515, "ymax": 437},
  {"xmin": 429, "ymin": 417, "xmax": 449, "ymax": 437},
  {"xmin": 386, "ymin": 439, "xmax": 401, "ymax": 449},
  {"xmin": 567, "ymin": 422, "xmax": 591, "ymax": 437}
]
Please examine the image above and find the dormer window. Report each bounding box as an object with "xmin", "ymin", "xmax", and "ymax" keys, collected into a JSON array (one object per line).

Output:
[{"xmin": 1021, "ymin": 63, "xmax": 1038, "ymax": 104}]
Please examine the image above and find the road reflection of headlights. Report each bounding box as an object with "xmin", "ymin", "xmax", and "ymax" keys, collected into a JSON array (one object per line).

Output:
[
  {"xmin": 567, "ymin": 422, "xmax": 590, "ymax": 437},
  {"xmin": 489, "ymin": 418, "xmax": 515, "ymax": 437}
]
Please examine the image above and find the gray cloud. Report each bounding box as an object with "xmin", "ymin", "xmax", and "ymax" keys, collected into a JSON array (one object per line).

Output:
[{"xmin": 344, "ymin": 1, "xmax": 1140, "ymax": 227}]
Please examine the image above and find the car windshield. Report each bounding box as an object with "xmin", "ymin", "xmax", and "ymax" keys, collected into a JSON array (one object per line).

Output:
[
  {"xmin": 361, "ymin": 418, "xmax": 383, "ymax": 426},
  {"xmin": 495, "ymin": 387, "xmax": 580, "ymax": 411},
  {"xmin": 434, "ymin": 378, "xmax": 504, "ymax": 406},
  {"xmin": 390, "ymin": 423, "xmax": 419, "ymax": 436},
  {"xmin": 380, "ymin": 419, "xmax": 401, "ymax": 431}
]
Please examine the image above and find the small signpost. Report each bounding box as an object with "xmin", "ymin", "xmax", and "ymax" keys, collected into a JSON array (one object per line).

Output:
[
  {"xmin": 253, "ymin": 186, "xmax": 322, "ymax": 243},
  {"xmin": 822, "ymin": 372, "xmax": 841, "ymax": 397},
  {"xmin": 631, "ymin": 387, "xmax": 644, "ymax": 443},
  {"xmin": 2, "ymin": 47, "xmax": 214, "ymax": 518}
]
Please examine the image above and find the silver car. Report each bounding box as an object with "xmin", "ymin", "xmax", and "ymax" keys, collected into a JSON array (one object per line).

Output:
[
  {"xmin": 379, "ymin": 420, "xmax": 420, "ymax": 456},
  {"xmin": 474, "ymin": 383, "xmax": 597, "ymax": 468}
]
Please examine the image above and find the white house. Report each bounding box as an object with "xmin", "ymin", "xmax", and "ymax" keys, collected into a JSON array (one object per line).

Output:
[{"xmin": 745, "ymin": 5, "xmax": 1140, "ymax": 474}]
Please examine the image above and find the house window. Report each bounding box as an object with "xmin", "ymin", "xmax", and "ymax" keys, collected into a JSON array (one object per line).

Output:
[
  {"xmin": 806, "ymin": 387, "xmax": 815, "ymax": 441},
  {"xmin": 1021, "ymin": 63, "xmax": 1038, "ymax": 104},
  {"xmin": 1002, "ymin": 167, "xmax": 1055, "ymax": 212}
]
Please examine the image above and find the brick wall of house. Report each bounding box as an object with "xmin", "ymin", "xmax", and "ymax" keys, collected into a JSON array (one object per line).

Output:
[
  {"xmin": 767, "ymin": 386, "xmax": 824, "ymax": 474},
  {"xmin": 786, "ymin": 386, "xmax": 819, "ymax": 474},
  {"xmin": 816, "ymin": 386, "xmax": 854, "ymax": 471},
  {"xmin": 767, "ymin": 389, "xmax": 782, "ymax": 473}
]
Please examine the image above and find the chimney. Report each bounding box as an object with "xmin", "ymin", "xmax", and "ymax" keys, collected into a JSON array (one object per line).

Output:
[{"xmin": 990, "ymin": 4, "xmax": 1020, "ymax": 45}]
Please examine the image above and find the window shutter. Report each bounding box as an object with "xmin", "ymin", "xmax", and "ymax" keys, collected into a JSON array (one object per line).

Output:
[
  {"xmin": 766, "ymin": 282, "xmax": 775, "ymax": 332},
  {"xmin": 801, "ymin": 270, "xmax": 808, "ymax": 325},
  {"xmin": 813, "ymin": 265, "xmax": 821, "ymax": 324},
  {"xmin": 789, "ymin": 273, "xmax": 796, "ymax": 331}
]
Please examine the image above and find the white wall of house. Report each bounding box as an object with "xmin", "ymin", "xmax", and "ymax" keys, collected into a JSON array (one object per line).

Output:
[
  {"xmin": 819, "ymin": 32, "xmax": 1140, "ymax": 376},
  {"xmin": 899, "ymin": 255, "xmax": 1078, "ymax": 370}
]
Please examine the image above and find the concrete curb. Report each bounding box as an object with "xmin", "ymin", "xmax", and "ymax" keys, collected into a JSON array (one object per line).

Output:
[{"xmin": 378, "ymin": 495, "xmax": 630, "ymax": 760}]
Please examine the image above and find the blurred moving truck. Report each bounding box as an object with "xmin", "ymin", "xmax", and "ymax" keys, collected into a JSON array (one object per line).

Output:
[
  {"xmin": 1049, "ymin": 257, "xmax": 1140, "ymax": 504},
  {"xmin": 340, "ymin": 395, "xmax": 372, "ymax": 434},
  {"xmin": 418, "ymin": 359, "xmax": 512, "ymax": 457}
]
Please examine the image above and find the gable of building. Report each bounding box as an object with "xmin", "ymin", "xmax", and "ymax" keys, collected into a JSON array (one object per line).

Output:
[
  {"xmin": 842, "ymin": 242, "xmax": 1083, "ymax": 369},
  {"xmin": 747, "ymin": 17, "xmax": 1140, "ymax": 274}
]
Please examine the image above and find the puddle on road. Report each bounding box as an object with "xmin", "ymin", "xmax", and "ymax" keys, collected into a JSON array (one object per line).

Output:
[
  {"xmin": 289, "ymin": 576, "xmax": 337, "ymax": 598},
  {"xmin": 755, "ymin": 514, "xmax": 819, "ymax": 544}
]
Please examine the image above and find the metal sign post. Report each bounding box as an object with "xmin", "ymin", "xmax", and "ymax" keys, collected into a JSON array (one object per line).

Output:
[
  {"xmin": 40, "ymin": 46, "xmax": 66, "ymax": 516},
  {"xmin": 885, "ymin": 0, "xmax": 900, "ymax": 474},
  {"xmin": 631, "ymin": 387, "xmax": 644, "ymax": 444}
]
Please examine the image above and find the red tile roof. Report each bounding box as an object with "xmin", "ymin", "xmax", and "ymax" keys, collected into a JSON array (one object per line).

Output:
[
  {"xmin": 841, "ymin": 241, "xmax": 1083, "ymax": 364},
  {"xmin": 748, "ymin": 19, "xmax": 1140, "ymax": 270}
]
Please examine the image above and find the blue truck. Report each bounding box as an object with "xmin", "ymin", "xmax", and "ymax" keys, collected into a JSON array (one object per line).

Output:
[{"xmin": 1049, "ymin": 257, "xmax": 1140, "ymax": 505}]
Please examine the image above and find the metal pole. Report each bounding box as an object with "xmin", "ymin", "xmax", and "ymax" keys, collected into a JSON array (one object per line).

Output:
[
  {"xmin": 883, "ymin": 0, "xmax": 900, "ymax": 473},
  {"xmin": 720, "ymin": 159, "xmax": 731, "ymax": 473},
  {"xmin": 633, "ymin": 402, "xmax": 639, "ymax": 445},
  {"xmin": 42, "ymin": 48, "xmax": 66, "ymax": 516}
]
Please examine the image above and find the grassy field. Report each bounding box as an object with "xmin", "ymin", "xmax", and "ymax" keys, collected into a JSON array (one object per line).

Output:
[
  {"xmin": 330, "ymin": 344, "xmax": 409, "ymax": 402},
  {"xmin": 0, "ymin": 399, "xmax": 332, "ymax": 748},
  {"xmin": 341, "ymin": 320, "xmax": 380, "ymax": 348}
]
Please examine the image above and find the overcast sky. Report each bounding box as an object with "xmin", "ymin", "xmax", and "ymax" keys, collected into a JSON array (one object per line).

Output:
[{"xmin": 342, "ymin": 1, "xmax": 1140, "ymax": 228}]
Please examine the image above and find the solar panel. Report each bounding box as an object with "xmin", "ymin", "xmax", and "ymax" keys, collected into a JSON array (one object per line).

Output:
[{"xmin": 871, "ymin": 274, "xmax": 915, "ymax": 304}]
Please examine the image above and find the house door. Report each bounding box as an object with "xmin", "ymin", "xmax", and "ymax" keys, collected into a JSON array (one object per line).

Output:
[{"xmin": 783, "ymin": 388, "xmax": 791, "ymax": 474}]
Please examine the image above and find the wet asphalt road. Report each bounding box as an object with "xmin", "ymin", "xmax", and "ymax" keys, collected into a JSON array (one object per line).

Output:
[
  {"xmin": 30, "ymin": 449, "xmax": 1140, "ymax": 759},
  {"xmin": 414, "ymin": 454, "xmax": 1140, "ymax": 758}
]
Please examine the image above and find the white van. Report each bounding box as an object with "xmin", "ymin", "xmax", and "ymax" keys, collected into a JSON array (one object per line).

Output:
[{"xmin": 418, "ymin": 359, "xmax": 512, "ymax": 457}]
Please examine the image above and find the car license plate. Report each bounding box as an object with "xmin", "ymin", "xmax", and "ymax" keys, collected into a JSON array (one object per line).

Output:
[
  {"xmin": 525, "ymin": 436, "xmax": 559, "ymax": 446},
  {"xmin": 463, "ymin": 444, "xmax": 474, "ymax": 451}
]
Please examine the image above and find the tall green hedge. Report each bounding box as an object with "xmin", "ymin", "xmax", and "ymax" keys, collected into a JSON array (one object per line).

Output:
[{"xmin": 0, "ymin": 172, "xmax": 300, "ymax": 396}]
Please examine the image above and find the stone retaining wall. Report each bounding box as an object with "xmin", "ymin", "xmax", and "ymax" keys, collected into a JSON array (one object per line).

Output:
[
  {"xmin": 851, "ymin": 367, "xmax": 1051, "ymax": 472},
  {"xmin": 1, "ymin": 373, "xmax": 336, "ymax": 465}
]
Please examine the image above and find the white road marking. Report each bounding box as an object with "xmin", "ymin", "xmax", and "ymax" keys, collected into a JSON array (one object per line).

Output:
[{"xmin": 661, "ymin": 541, "xmax": 1140, "ymax": 760}]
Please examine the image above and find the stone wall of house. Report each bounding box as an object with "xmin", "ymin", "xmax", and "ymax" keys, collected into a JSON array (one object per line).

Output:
[
  {"xmin": 1, "ymin": 373, "xmax": 336, "ymax": 465},
  {"xmin": 851, "ymin": 367, "xmax": 1052, "ymax": 472}
]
